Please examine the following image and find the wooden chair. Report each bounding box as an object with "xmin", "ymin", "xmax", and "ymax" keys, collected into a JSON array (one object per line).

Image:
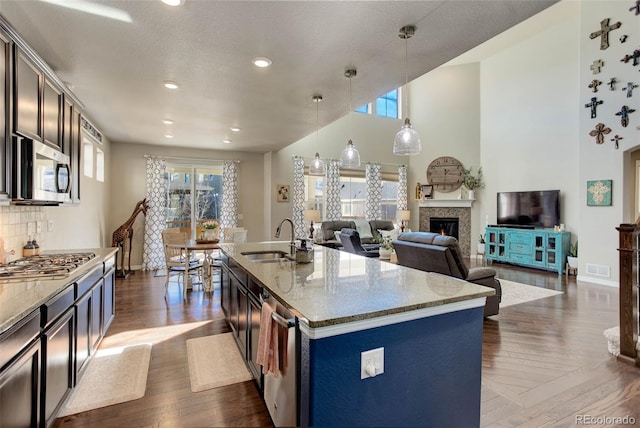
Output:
[{"xmin": 161, "ymin": 231, "xmax": 204, "ymax": 300}]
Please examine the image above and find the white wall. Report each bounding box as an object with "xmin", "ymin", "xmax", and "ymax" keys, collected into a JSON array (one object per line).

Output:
[
  {"xmin": 109, "ymin": 142, "xmax": 265, "ymax": 269},
  {"xmin": 578, "ymin": 0, "xmax": 640, "ymax": 285}
]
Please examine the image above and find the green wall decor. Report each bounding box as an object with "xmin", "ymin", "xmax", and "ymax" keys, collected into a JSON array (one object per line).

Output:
[{"xmin": 587, "ymin": 179, "xmax": 612, "ymax": 206}]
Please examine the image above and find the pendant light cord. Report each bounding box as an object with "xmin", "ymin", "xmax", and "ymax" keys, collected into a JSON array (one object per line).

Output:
[{"xmin": 404, "ymin": 33, "xmax": 409, "ymax": 120}]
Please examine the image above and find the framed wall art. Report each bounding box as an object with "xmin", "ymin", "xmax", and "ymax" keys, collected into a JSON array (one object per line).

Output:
[
  {"xmin": 587, "ymin": 179, "xmax": 612, "ymax": 206},
  {"xmin": 277, "ymin": 184, "xmax": 290, "ymax": 202}
]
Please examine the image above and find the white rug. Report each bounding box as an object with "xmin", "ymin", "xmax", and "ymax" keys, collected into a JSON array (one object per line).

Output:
[
  {"xmin": 186, "ymin": 333, "xmax": 253, "ymax": 392},
  {"xmin": 59, "ymin": 343, "xmax": 151, "ymax": 416},
  {"xmin": 498, "ymin": 278, "xmax": 563, "ymax": 308}
]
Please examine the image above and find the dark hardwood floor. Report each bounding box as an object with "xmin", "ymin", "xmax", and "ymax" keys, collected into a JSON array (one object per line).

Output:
[{"xmin": 54, "ymin": 260, "xmax": 639, "ymax": 427}]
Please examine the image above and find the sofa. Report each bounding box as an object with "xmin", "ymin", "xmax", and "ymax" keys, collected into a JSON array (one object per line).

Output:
[
  {"xmin": 319, "ymin": 219, "xmax": 395, "ymax": 249},
  {"xmin": 393, "ymin": 232, "xmax": 502, "ymax": 317}
]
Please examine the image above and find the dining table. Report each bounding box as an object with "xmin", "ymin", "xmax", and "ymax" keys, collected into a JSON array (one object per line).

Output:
[{"xmin": 167, "ymin": 240, "xmax": 220, "ymax": 292}]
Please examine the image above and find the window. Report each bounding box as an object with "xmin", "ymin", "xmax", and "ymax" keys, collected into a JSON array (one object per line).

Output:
[
  {"xmin": 96, "ymin": 147, "xmax": 104, "ymax": 182},
  {"xmin": 354, "ymin": 88, "xmax": 401, "ymax": 119},
  {"xmin": 304, "ymin": 173, "xmax": 399, "ymax": 221},
  {"xmin": 165, "ymin": 164, "xmax": 223, "ymax": 231},
  {"xmin": 82, "ymin": 138, "xmax": 93, "ymax": 178}
]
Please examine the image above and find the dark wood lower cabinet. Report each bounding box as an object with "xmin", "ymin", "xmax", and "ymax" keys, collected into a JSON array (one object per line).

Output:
[
  {"xmin": 75, "ymin": 290, "xmax": 91, "ymax": 380},
  {"xmin": 42, "ymin": 308, "xmax": 74, "ymax": 427},
  {"xmin": 0, "ymin": 339, "xmax": 41, "ymax": 428}
]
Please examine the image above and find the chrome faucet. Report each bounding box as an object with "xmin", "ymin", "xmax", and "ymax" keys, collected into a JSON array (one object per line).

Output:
[{"xmin": 275, "ymin": 218, "xmax": 296, "ymax": 259}]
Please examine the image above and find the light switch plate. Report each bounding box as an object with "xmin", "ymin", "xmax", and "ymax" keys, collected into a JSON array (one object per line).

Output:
[
  {"xmin": 361, "ymin": 347, "xmax": 384, "ymax": 379},
  {"xmin": 47, "ymin": 220, "xmax": 54, "ymax": 232},
  {"xmin": 36, "ymin": 221, "xmax": 42, "ymax": 233}
]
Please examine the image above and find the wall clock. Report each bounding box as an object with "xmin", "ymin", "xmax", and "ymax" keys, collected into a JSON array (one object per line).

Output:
[{"xmin": 426, "ymin": 156, "xmax": 464, "ymax": 193}]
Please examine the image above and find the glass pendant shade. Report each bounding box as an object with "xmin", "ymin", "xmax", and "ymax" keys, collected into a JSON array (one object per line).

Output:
[
  {"xmin": 341, "ymin": 139, "xmax": 360, "ymax": 168},
  {"xmin": 393, "ymin": 118, "xmax": 422, "ymax": 155},
  {"xmin": 309, "ymin": 152, "xmax": 325, "ymax": 175}
]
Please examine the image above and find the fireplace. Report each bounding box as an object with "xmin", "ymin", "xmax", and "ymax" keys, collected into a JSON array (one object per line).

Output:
[
  {"xmin": 418, "ymin": 200, "xmax": 472, "ymax": 257},
  {"xmin": 430, "ymin": 217, "xmax": 459, "ymax": 239}
]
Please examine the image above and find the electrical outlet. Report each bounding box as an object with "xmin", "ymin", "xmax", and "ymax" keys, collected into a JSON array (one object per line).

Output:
[
  {"xmin": 36, "ymin": 221, "xmax": 42, "ymax": 233},
  {"xmin": 47, "ymin": 220, "xmax": 54, "ymax": 232},
  {"xmin": 361, "ymin": 347, "xmax": 384, "ymax": 379}
]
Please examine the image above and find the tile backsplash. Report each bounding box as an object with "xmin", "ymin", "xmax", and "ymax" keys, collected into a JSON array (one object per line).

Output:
[{"xmin": 0, "ymin": 205, "xmax": 46, "ymax": 262}]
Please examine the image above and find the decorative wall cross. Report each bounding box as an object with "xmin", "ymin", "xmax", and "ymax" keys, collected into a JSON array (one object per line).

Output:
[
  {"xmin": 620, "ymin": 35, "xmax": 628, "ymax": 43},
  {"xmin": 588, "ymin": 181, "xmax": 611, "ymax": 205},
  {"xmin": 621, "ymin": 50, "xmax": 640, "ymax": 66},
  {"xmin": 589, "ymin": 123, "xmax": 611, "ymax": 145},
  {"xmin": 623, "ymin": 82, "xmax": 638, "ymax": 97},
  {"xmin": 588, "ymin": 79, "xmax": 602, "ymax": 92},
  {"xmin": 608, "ymin": 77, "xmax": 617, "ymax": 90},
  {"xmin": 630, "ymin": 0, "xmax": 640, "ymax": 15},
  {"xmin": 590, "ymin": 59, "xmax": 604, "ymax": 74},
  {"xmin": 615, "ymin": 105, "xmax": 636, "ymax": 127},
  {"xmin": 589, "ymin": 18, "xmax": 621, "ymax": 50},
  {"xmin": 610, "ymin": 135, "xmax": 623, "ymax": 149},
  {"xmin": 585, "ymin": 97, "xmax": 603, "ymax": 118}
]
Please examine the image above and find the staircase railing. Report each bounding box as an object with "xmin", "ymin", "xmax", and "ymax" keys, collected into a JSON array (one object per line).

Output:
[{"xmin": 616, "ymin": 223, "xmax": 639, "ymax": 366}]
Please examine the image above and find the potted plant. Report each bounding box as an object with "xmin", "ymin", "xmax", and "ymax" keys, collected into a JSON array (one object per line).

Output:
[
  {"xmin": 463, "ymin": 166, "xmax": 484, "ymax": 200},
  {"xmin": 377, "ymin": 235, "xmax": 394, "ymax": 260},
  {"xmin": 567, "ymin": 240, "xmax": 578, "ymax": 268},
  {"xmin": 477, "ymin": 234, "xmax": 486, "ymax": 255},
  {"xmin": 201, "ymin": 220, "xmax": 219, "ymax": 241}
]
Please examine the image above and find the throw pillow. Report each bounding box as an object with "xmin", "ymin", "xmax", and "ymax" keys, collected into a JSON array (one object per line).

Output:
[
  {"xmin": 334, "ymin": 231, "xmax": 342, "ymax": 241},
  {"xmin": 354, "ymin": 219, "xmax": 373, "ymax": 239},
  {"xmin": 378, "ymin": 228, "xmax": 399, "ymax": 241}
]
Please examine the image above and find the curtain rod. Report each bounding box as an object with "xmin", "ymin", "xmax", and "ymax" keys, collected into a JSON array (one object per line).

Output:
[
  {"xmin": 292, "ymin": 155, "xmax": 404, "ymax": 168},
  {"xmin": 144, "ymin": 154, "xmax": 239, "ymax": 163}
]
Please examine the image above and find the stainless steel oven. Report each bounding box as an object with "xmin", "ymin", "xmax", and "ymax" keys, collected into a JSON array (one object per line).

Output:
[{"xmin": 12, "ymin": 136, "xmax": 71, "ymax": 204}]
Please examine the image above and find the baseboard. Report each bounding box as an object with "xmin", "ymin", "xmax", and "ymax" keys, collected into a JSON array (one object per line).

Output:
[{"xmin": 576, "ymin": 275, "xmax": 618, "ymax": 287}]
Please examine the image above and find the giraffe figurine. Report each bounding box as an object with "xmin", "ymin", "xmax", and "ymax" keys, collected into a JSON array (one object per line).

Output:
[{"xmin": 112, "ymin": 198, "xmax": 149, "ymax": 277}]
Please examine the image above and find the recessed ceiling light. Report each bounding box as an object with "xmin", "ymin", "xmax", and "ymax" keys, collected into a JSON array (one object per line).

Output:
[
  {"xmin": 162, "ymin": 119, "xmax": 174, "ymax": 125},
  {"xmin": 223, "ymin": 139, "xmax": 232, "ymax": 144},
  {"xmin": 161, "ymin": 0, "xmax": 184, "ymax": 6},
  {"xmin": 165, "ymin": 134, "xmax": 174, "ymax": 139},
  {"xmin": 230, "ymin": 127, "xmax": 240, "ymax": 132},
  {"xmin": 162, "ymin": 80, "xmax": 180, "ymax": 90},
  {"xmin": 252, "ymin": 57, "xmax": 272, "ymax": 68}
]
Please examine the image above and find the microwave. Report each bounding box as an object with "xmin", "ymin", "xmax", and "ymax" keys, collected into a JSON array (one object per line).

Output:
[{"xmin": 12, "ymin": 136, "xmax": 71, "ymax": 205}]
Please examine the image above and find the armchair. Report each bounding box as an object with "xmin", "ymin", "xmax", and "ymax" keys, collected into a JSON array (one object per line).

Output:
[
  {"xmin": 338, "ymin": 228, "xmax": 380, "ymax": 258},
  {"xmin": 393, "ymin": 232, "xmax": 501, "ymax": 316}
]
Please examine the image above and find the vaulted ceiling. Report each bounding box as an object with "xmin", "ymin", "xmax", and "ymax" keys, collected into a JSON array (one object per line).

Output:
[{"xmin": 0, "ymin": 0, "xmax": 557, "ymax": 152}]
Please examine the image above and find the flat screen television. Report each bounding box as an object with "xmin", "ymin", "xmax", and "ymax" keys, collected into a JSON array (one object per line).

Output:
[{"xmin": 497, "ymin": 190, "xmax": 560, "ymax": 228}]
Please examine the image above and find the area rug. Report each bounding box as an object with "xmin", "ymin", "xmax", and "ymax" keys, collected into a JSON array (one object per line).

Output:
[
  {"xmin": 58, "ymin": 343, "xmax": 151, "ymax": 416},
  {"xmin": 497, "ymin": 278, "xmax": 563, "ymax": 308},
  {"xmin": 186, "ymin": 333, "xmax": 253, "ymax": 392}
]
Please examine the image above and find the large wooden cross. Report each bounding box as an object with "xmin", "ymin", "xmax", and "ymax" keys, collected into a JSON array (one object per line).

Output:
[
  {"xmin": 589, "ymin": 18, "xmax": 621, "ymax": 50},
  {"xmin": 585, "ymin": 97, "xmax": 603, "ymax": 118},
  {"xmin": 615, "ymin": 105, "xmax": 636, "ymax": 127},
  {"xmin": 589, "ymin": 123, "xmax": 611, "ymax": 145}
]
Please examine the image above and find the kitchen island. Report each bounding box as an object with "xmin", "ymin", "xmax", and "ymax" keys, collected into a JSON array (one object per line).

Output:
[{"xmin": 218, "ymin": 241, "xmax": 495, "ymax": 427}]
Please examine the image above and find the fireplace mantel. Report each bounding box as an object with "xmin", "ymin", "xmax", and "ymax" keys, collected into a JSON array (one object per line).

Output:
[{"xmin": 418, "ymin": 199, "xmax": 474, "ymax": 208}]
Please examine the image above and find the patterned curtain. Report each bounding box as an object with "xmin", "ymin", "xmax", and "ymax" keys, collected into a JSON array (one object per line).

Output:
[
  {"xmin": 292, "ymin": 156, "xmax": 306, "ymax": 239},
  {"xmin": 324, "ymin": 160, "xmax": 342, "ymax": 221},
  {"xmin": 142, "ymin": 156, "xmax": 166, "ymax": 271},
  {"xmin": 220, "ymin": 161, "xmax": 239, "ymax": 234},
  {"xmin": 365, "ymin": 163, "xmax": 382, "ymax": 220},
  {"xmin": 397, "ymin": 165, "xmax": 408, "ymax": 210}
]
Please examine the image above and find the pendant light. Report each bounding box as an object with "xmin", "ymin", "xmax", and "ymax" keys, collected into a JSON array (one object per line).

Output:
[
  {"xmin": 393, "ymin": 25, "xmax": 422, "ymax": 155},
  {"xmin": 309, "ymin": 95, "xmax": 325, "ymax": 176},
  {"xmin": 340, "ymin": 68, "xmax": 361, "ymax": 168}
]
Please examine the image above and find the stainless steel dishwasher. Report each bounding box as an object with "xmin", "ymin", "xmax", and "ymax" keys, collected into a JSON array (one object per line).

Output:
[{"xmin": 262, "ymin": 295, "xmax": 297, "ymax": 428}]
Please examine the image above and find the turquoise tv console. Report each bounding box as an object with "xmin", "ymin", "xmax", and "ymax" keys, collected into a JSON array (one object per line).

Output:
[{"xmin": 485, "ymin": 226, "xmax": 571, "ymax": 274}]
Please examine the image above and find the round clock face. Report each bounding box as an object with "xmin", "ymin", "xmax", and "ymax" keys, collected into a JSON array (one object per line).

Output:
[{"xmin": 426, "ymin": 156, "xmax": 464, "ymax": 193}]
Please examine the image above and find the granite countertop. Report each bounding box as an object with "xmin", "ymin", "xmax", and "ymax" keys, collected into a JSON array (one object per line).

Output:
[
  {"xmin": 0, "ymin": 248, "xmax": 118, "ymax": 335},
  {"xmin": 218, "ymin": 242, "xmax": 495, "ymax": 330}
]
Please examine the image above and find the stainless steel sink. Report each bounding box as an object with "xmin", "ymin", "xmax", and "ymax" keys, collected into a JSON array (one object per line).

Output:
[{"xmin": 241, "ymin": 251, "xmax": 289, "ymax": 263}]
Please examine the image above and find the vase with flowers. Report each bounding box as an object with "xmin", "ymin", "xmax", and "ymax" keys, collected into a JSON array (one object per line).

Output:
[
  {"xmin": 377, "ymin": 235, "xmax": 394, "ymax": 260},
  {"xmin": 463, "ymin": 166, "xmax": 484, "ymax": 200},
  {"xmin": 201, "ymin": 220, "xmax": 219, "ymax": 241}
]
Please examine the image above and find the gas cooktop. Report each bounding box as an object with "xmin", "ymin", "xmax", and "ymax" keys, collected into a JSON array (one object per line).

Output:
[{"xmin": 0, "ymin": 252, "xmax": 96, "ymax": 280}]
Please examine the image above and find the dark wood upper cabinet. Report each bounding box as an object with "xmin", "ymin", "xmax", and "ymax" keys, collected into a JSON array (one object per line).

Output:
[
  {"xmin": 62, "ymin": 98, "xmax": 72, "ymax": 156},
  {"xmin": 14, "ymin": 47, "xmax": 42, "ymax": 141},
  {"xmin": 43, "ymin": 78, "xmax": 62, "ymax": 149},
  {"xmin": 0, "ymin": 28, "xmax": 9, "ymax": 200}
]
